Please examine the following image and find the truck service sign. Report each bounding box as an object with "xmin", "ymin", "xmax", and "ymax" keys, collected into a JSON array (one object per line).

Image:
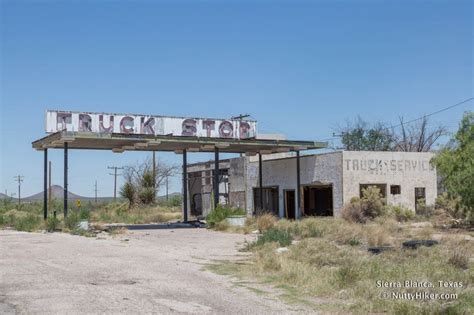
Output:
[{"xmin": 46, "ymin": 110, "xmax": 257, "ymax": 139}]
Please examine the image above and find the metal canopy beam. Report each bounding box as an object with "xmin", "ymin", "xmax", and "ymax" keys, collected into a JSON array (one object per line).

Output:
[{"xmin": 32, "ymin": 132, "xmax": 327, "ymax": 154}]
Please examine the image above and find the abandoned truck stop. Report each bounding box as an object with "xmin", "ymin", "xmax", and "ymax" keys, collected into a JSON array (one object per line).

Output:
[
  {"xmin": 32, "ymin": 110, "xmax": 327, "ymax": 221},
  {"xmin": 187, "ymin": 151, "xmax": 437, "ymax": 219}
]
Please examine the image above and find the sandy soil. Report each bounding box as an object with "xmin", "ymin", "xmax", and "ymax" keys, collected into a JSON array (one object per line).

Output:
[{"xmin": 0, "ymin": 229, "xmax": 306, "ymax": 314}]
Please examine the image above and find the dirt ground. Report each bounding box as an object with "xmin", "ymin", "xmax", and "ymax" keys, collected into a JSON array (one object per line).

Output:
[{"xmin": 0, "ymin": 229, "xmax": 308, "ymax": 314}]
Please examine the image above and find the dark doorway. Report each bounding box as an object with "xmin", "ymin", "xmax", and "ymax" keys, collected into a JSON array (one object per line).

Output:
[
  {"xmin": 415, "ymin": 187, "xmax": 426, "ymax": 212},
  {"xmin": 253, "ymin": 186, "xmax": 279, "ymax": 216},
  {"xmin": 284, "ymin": 190, "xmax": 296, "ymax": 219},
  {"xmin": 303, "ymin": 185, "xmax": 333, "ymax": 216},
  {"xmin": 191, "ymin": 193, "xmax": 202, "ymax": 216}
]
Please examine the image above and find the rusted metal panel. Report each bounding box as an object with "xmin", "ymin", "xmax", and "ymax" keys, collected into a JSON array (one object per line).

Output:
[{"xmin": 45, "ymin": 110, "xmax": 257, "ymax": 139}]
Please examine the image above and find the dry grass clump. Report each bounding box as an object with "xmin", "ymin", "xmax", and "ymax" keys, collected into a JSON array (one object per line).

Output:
[
  {"xmin": 341, "ymin": 201, "xmax": 366, "ymax": 223},
  {"xmin": 90, "ymin": 203, "xmax": 182, "ymax": 224},
  {"xmin": 210, "ymin": 216, "xmax": 473, "ymax": 314},
  {"xmin": 365, "ymin": 225, "xmax": 392, "ymax": 246},
  {"xmin": 254, "ymin": 243, "xmax": 282, "ymax": 272},
  {"xmin": 214, "ymin": 220, "xmax": 230, "ymax": 231},
  {"xmin": 256, "ymin": 213, "xmax": 277, "ymax": 233},
  {"xmin": 448, "ymin": 249, "xmax": 469, "ymax": 269}
]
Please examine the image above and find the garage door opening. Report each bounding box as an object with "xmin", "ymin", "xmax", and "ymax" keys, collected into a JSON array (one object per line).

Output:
[
  {"xmin": 253, "ymin": 186, "xmax": 279, "ymax": 216},
  {"xmin": 303, "ymin": 185, "xmax": 333, "ymax": 216}
]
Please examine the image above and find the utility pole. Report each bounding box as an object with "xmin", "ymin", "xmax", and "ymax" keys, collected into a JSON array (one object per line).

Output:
[
  {"xmin": 94, "ymin": 181, "xmax": 98, "ymax": 203},
  {"xmin": 166, "ymin": 176, "xmax": 169, "ymax": 201},
  {"xmin": 108, "ymin": 166, "xmax": 123, "ymax": 201},
  {"xmin": 14, "ymin": 175, "xmax": 24, "ymax": 206}
]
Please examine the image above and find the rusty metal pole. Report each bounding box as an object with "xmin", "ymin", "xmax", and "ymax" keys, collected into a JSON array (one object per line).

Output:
[
  {"xmin": 258, "ymin": 153, "xmax": 263, "ymax": 213},
  {"xmin": 43, "ymin": 149, "xmax": 48, "ymax": 220},
  {"xmin": 182, "ymin": 149, "xmax": 188, "ymax": 222},
  {"xmin": 64, "ymin": 142, "xmax": 68, "ymax": 218},
  {"xmin": 296, "ymin": 151, "xmax": 301, "ymax": 220},
  {"xmin": 49, "ymin": 161, "xmax": 52, "ymax": 217},
  {"xmin": 214, "ymin": 147, "xmax": 220, "ymax": 209}
]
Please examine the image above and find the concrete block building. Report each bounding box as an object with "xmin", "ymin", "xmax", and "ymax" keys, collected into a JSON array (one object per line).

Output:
[{"xmin": 187, "ymin": 151, "xmax": 437, "ymax": 218}]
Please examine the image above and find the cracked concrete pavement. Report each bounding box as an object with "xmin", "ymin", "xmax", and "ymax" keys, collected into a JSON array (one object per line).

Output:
[{"xmin": 0, "ymin": 229, "xmax": 306, "ymax": 314}]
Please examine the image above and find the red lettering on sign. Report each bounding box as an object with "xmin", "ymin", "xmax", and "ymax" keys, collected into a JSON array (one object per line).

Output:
[
  {"xmin": 182, "ymin": 119, "xmax": 197, "ymax": 136},
  {"xmin": 120, "ymin": 116, "xmax": 134, "ymax": 134}
]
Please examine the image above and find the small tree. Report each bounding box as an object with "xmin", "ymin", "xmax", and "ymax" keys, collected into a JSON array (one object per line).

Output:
[
  {"xmin": 121, "ymin": 157, "xmax": 178, "ymax": 206},
  {"xmin": 432, "ymin": 111, "xmax": 473, "ymax": 222},
  {"xmin": 395, "ymin": 116, "xmax": 447, "ymax": 152},
  {"xmin": 337, "ymin": 117, "xmax": 395, "ymax": 151}
]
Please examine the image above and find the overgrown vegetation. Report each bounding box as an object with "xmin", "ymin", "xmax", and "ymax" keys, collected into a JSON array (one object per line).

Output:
[
  {"xmin": 210, "ymin": 217, "xmax": 473, "ymax": 314},
  {"xmin": 341, "ymin": 186, "xmax": 386, "ymax": 223},
  {"xmin": 120, "ymin": 157, "xmax": 179, "ymax": 207},
  {"xmin": 432, "ymin": 111, "xmax": 473, "ymax": 224},
  {"xmin": 0, "ymin": 198, "xmax": 182, "ymax": 233},
  {"xmin": 205, "ymin": 204, "xmax": 246, "ymax": 227}
]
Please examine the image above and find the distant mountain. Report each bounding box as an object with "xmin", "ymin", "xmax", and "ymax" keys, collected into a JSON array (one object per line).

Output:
[
  {"xmin": 16, "ymin": 185, "xmax": 179, "ymax": 203},
  {"xmin": 0, "ymin": 192, "xmax": 8, "ymax": 199},
  {"xmin": 22, "ymin": 185, "xmax": 115, "ymax": 202}
]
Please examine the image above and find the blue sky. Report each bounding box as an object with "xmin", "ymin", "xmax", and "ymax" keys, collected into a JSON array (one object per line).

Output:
[{"xmin": 1, "ymin": 0, "xmax": 472, "ymax": 198}]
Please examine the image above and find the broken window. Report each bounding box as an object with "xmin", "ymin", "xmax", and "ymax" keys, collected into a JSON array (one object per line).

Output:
[{"xmin": 390, "ymin": 185, "xmax": 401, "ymax": 195}]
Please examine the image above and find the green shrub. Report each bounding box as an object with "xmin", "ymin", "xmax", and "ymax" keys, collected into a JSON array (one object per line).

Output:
[
  {"xmin": 79, "ymin": 208, "xmax": 90, "ymax": 220},
  {"xmin": 342, "ymin": 187, "xmax": 386, "ymax": 223},
  {"xmin": 388, "ymin": 204, "xmax": 415, "ymax": 222},
  {"xmin": 435, "ymin": 193, "xmax": 466, "ymax": 219},
  {"xmin": 46, "ymin": 216, "xmax": 60, "ymax": 232},
  {"xmin": 163, "ymin": 195, "xmax": 182, "ymax": 207},
  {"xmin": 206, "ymin": 204, "xmax": 246, "ymax": 227},
  {"xmin": 138, "ymin": 187, "xmax": 155, "ymax": 204},
  {"xmin": 65, "ymin": 211, "xmax": 80, "ymax": 230},
  {"xmin": 14, "ymin": 214, "xmax": 41, "ymax": 232},
  {"xmin": 416, "ymin": 198, "xmax": 435, "ymax": 217},
  {"xmin": 361, "ymin": 186, "xmax": 386, "ymax": 218},
  {"xmin": 348, "ymin": 237, "xmax": 361, "ymax": 246},
  {"xmin": 255, "ymin": 227, "xmax": 292, "ymax": 247}
]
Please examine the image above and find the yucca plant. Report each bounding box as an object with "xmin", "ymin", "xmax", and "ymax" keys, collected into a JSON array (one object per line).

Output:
[{"xmin": 120, "ymin": 181, "xmax": 136, "ymax": 208}]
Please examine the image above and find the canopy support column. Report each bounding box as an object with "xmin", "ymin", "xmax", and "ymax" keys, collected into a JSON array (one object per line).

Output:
[
  {"xmin": 214, "ymin": 147, "xmax": 220, "ymax": 209},
  {"xmin": 296, "ymin": 151, "xmax": 301, "ymax": 220},
  {"xmin": 182, "ymin": 149, "xmax": 188, "ymax": 222},
  {"xmin": 259, "ymin": 153, "xmax": 263, "ymax": 213},
  {"xmin": 43, "ymin": 149, "xmax": 48, "ymax": 220},
  {"xmin": 64, "ymin": 142, "xmax": 68, "ymax": 218}
]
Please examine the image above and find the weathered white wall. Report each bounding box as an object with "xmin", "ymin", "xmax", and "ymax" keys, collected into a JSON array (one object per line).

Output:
[
  {"xmin": 245, "ymin": 152, "xmax": 343, "ymax": 216},
  {"xmin": 342, "ymin": 151, "xmax": 437, "ymax": 212}
]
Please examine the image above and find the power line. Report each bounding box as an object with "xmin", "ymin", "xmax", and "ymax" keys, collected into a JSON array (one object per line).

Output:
[
  {"xmin": 387, "ymin": 97, "xmax": 473, "ymax": 130},
  {"xmin": 108, "ymin": 166, "xmax": 123, "ymax": 201},
  {"xmin": 326, "ymin": 97, "xmax": 473, "ymax": 140},
  {"xmin": 13, "ymin": 175, "xmax": 24, "ymax": 206}
]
